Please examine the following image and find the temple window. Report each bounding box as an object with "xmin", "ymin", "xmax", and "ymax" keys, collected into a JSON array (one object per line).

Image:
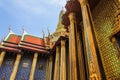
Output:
[
  {"xmin": 22, "ymin": 61, "xmax": 30, "ymax": 68},
  {"xmin": 4, "ymin": 59, "xmax": 14, "ymax": 66}
]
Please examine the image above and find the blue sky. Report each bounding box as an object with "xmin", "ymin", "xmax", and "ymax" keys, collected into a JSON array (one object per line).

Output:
[{"xmin": 0, "ymin": 0, "xmax": 66, "ymax": 40}]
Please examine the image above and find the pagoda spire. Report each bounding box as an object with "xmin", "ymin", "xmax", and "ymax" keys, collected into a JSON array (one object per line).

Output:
[{"xmin": 54, "ymin": 9, "xmax": 66, "ymax": 33}]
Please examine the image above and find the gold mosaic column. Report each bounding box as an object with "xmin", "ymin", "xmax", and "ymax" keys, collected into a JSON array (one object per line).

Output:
[
  {"xmin": 60, "ymin": 40, "xmax": 66, "ymax": 80},
  {"xmin": 29, "ymin": 52, "xmax": 38, "ymax": 80},
  {"xmin": 54, "ymin": 46, "xmax": 60, "ymax": 80},
  {"xmin": 0, "ymin": 51, "xmax": 6, "ymax": 66},
  {"xmin": 79, "ymin": 0, "xmax": 101, "ymax": 79},
  {"xmin": 10, "ymin": 53, "xmax": 21, "ymax": 80},
  {"xmin": 68, "ymin": 12, "xmax": 78, "ymax": 80}
]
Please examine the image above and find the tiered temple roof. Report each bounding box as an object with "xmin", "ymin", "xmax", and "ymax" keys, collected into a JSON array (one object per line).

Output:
[{"xmin": 0, "ymin": 30, "xmax": 49, "ymax": 54}]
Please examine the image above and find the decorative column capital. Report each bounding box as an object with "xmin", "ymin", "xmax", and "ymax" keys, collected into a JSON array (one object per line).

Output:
[
  {"xmin": 79, "ymin": 0, "xmax": 88, "ymax": 6},
  {"xmin": 56, "ymin": 46, "xmax": 60, "ymax": 49},
  {"xmin": 68, "ymin": 12, "xmax": 76, "ymax": 23},
  {"xmin": 61, "ymin": 40, "xmax": 65, "ymax": 47},
  {"xmin": 16, "ymin": 54, "xmax": 22, "ymax": 61},
  {"xmin": 111, "ymin": 37, "xmax": 116, "ymax": 43},
  {"xmin": 34, "ymin": 52, "xmax": 38, "ymax": 58},
  {"xmin": 49, "ymin": 55, "xmax": 53, "ymax": 61}
]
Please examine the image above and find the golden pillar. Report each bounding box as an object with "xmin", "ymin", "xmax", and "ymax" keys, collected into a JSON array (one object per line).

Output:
[
  {"xmin": 29, "ymin": 52, "xmax": 38, "ymax": 80},
  {"xmin": 0, "ymin": 51, "xmax": 6, "ymax": 66},
  {"xmin": 45, "ymin": 60, "xmax": 48, "ymax": 80},
  {"xmin": 45, "ymin": 59, "xmax": 49, "ymax": 80},
  {"xmin": 68, "ymin": 12, "xmax": 78, "ymax": 80},
  {"xmin": 79, "ymin": 0, "xmax": 101, "ymax": 79},
  {"xmin": 10, "ymin": 54, "xmax": 21, "ymax": 80},
  {"xmin": 48, "ymin": 56, "xmax": 53, "ymax": 80},
  {"xmin": 54, "ymin": 46, "xmax": 60, "ymax": 80},
  {"xmin": 60, "ymin": 40, "xmax": 66, "ymax": 80},
  {"xmin": 77, "ymin": 31, "xmax": 86, "ymax": 79}
]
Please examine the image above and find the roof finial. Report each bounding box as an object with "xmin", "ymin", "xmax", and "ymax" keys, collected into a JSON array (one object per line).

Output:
[
  {"xmin": 8, "ymin": 25, "xmax": 12, "ymax": 32},
  {"xmin": 22, "ymin": 26, "xmax": 24, "ymax": 34},
  {"xmin": 8, "ymin": 25, "xmax": 14, "ymax": 34},
  {"xmin": 42, "ymin": 28, "xmax": 45, "ymax": 38},
  {"xmin": 47, "ymin": 28, "xmax": 50, "ymax": 37},
  {"xmin": 22, "ymin": 26, "xmax": 27, "ymax": 34}
]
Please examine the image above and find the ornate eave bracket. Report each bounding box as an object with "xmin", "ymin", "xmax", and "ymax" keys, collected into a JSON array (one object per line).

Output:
[{"xmin": 110, "ymin": 26, "xmax": 120, "ymax": 40}]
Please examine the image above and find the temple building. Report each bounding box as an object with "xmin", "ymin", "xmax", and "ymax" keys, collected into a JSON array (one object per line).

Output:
[{"xmin": 0, "ymin": 0, "xmax": 120, "ymax": 80}]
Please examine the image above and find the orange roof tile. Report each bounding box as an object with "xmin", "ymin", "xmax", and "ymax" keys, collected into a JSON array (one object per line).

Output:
[
  {"xmin": 1, "ymin": 34, "xmax": 21, "ymax": 53},
  {"xmin": 7, "ymin": 34, "xmax": 21, "ymax": 44},
  {"xmin": 1, "ymin": 33, "xmax": 50, "ymax": 54},
  {"xmin": 20, "ymin": 34, "xmax": 48, "ymax": 53},
  {"xmin": 23, "ymin": 35, "xmax": 45, "ymax": 46}
]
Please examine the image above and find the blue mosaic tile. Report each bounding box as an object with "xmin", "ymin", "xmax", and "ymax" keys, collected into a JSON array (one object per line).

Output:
[
  {"xmin": 16, "ymin": 55, "xmax": 32, "ymax": 80},
  {"xmin": 0, "ymin": 57, "xmax": 14, "ymax": 80},
  {"xmin": 34, "ymin": 56, "xmax": 46, "ymax": 80}
]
